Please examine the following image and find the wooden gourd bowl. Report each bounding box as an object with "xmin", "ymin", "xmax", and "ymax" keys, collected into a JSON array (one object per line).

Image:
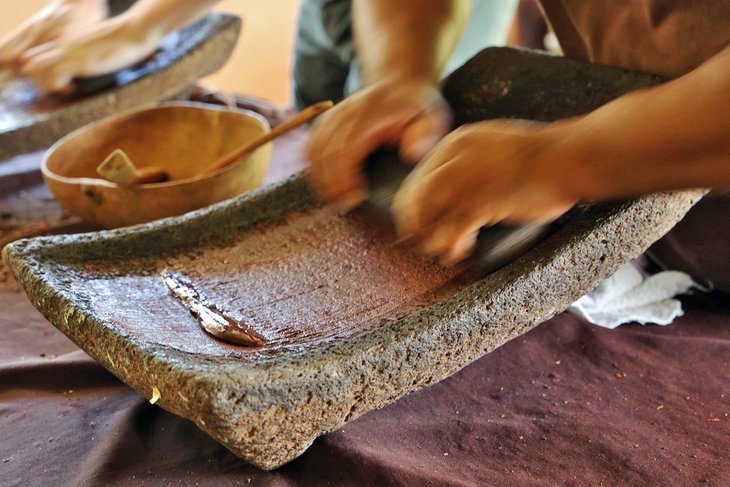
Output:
[{"xmin": 42, "ymin": 102, "xmax": 271, "ymax": 228}]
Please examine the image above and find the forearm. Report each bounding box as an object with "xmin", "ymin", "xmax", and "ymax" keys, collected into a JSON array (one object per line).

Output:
[
  {"xmin": 120, "ymin": 0, "xmax": 221, "ymax": 44},
  {"xmin": 549, "ymin": 45, "xmax": 730, "ymax": 199},
  {"xmin": 353, "ymin": 0, "xmax": 470, "ymax": 85}
]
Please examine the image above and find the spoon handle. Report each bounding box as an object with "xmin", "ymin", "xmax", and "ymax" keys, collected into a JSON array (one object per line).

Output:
[{"xmin": 204, "ymin": 100, "xmax": 333, "ymax": 175}]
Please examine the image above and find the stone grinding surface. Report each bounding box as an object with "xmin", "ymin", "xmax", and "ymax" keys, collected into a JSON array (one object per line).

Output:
[
  {"xmin": 63, "ymin": 207, "xmax": 467, "ymax": 358},
  {"xmin": 0, "ymin": 80, "xmax": 66, "ymax": 132},
  {"xmin": 0, "ymin": 181, "xmax": 65, "ymax": 230},
  {"xmin": 0, "ymin": 152, "xmax": 95, "ymax": 284},
  {"xmin": 3, "ymin": 48, "xmax": 705, "ymax": 469}
]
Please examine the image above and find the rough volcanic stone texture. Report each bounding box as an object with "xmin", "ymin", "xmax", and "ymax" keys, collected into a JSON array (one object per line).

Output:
[
  {"xmin": 0, "ymin": 11, "xmax": 241, "ymax": 161},
  {"xmin": 443, "ymin": 47, "xmax": 666, "ymax": 124},
  {"xmin": 3, "ymin": 48, "xmax": 703, "ymax": 470}
]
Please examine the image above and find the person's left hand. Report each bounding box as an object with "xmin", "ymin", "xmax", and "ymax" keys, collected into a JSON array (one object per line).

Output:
[
  {"xmin": 0, "ymin": 0, "xmax": 108, "ymax": 67},
  {"xmin": 14, "ymin": 16, "xmax": 156, "ymax": 95},
  {"xmin": 392, "ymin": 120, "xmax": 580, "ymax": 264}
]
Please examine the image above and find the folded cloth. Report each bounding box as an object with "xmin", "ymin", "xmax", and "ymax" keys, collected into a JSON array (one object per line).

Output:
[{"xmin": 569, "ymin": 262, "xmax": 697, "ymax": 329}]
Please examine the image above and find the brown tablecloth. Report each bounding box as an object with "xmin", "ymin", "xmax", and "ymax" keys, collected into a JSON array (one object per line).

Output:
[{"xmin": 1, "ymin": 117, "xmax": 729, "ymax": 487}]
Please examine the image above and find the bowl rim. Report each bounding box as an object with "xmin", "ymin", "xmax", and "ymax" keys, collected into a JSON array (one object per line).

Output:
[{"xmin": 41, "ymin": 100, "xmax": 272, "ymax": 189}]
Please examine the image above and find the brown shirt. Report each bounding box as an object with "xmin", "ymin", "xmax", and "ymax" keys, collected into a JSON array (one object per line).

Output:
[
  {"xmin": 540, "ymin": 0, "xmax": 730, "ymax": 77},
  {"xmin": 540, "ymin": 0, "xmax": 730, "ymax": 292}
]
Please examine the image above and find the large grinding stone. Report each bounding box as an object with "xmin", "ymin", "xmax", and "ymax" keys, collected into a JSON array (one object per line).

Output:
[
  {"xmin": 3, "ymin": 48, "xmax": 704, "ymax": 470},
  {"xmin": 0, "ymin": 1, "xmax": 241, "ymax": 161}
]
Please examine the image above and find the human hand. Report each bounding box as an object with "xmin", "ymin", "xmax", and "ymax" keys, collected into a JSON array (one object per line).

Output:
[
  {"xmin": 14, "ymin": 15, "xmax": 158, "ymax": 95},
  {"xmin": 306, "ymin": 79, "xmax": 452, "ymax": 208},
  {"xmin": 0, "ymin": 0, "xmax": 163, "ymax": 95},
  {"xmin": 0, "ymin": 0, "xmax": 108, "ymax": 67},
  {"xmin": 392, "ymin": 120, "xmax": 579, "ymax": 264}
]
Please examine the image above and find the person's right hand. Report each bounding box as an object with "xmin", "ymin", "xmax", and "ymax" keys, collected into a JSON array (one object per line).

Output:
[
  {"xmin": 0, "ymin": 0, "xmax": 108, "ymax": 67},
  {"xmin": 306, "ymin": 79, "xmax": 452, "ymax": 208}
]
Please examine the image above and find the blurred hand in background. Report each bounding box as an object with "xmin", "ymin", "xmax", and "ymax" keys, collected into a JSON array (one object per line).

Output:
[{"xmin": 0, "ymin": 0, "xmax": 219, "ymax": 94}]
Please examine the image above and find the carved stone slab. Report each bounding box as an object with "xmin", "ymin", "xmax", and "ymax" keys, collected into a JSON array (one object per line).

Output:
[{"xmin": 3, "ymin": 48, "xmax": 702, "ymax": 469}]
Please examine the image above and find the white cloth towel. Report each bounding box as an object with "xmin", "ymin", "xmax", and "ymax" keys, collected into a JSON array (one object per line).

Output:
[{"xmin": 569, "ymin": 262, "xmax": 697, "ymax": 329}]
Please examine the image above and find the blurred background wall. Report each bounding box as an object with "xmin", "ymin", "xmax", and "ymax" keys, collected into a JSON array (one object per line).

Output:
[{"xmin": 1, "ymin": 0, "xmax": 300, "ymax": 105}]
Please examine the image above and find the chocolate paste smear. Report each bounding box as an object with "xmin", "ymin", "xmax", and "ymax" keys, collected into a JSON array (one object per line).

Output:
[
  {"xmin": 160, "ymin": 270, "xmax": 267, "ymax": 347},
  {"xmin": 68, "ymin": 207, "xmax": 469, "ymax": 359}
]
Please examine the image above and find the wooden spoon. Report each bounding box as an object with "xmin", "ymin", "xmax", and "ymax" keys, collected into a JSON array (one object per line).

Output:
[
  {"xmin": 95, "ymin": 100, "xmax": 333, "ymax": 185},
  {"xmin": 202, "ymin": 100, "xmax": 333, "ymax": 175}
]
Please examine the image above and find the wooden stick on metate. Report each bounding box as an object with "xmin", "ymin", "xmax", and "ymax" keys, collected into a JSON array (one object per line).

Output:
[{"xmin": 203, "ymin": 100, "xmax": 333, "ymax": 175}]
